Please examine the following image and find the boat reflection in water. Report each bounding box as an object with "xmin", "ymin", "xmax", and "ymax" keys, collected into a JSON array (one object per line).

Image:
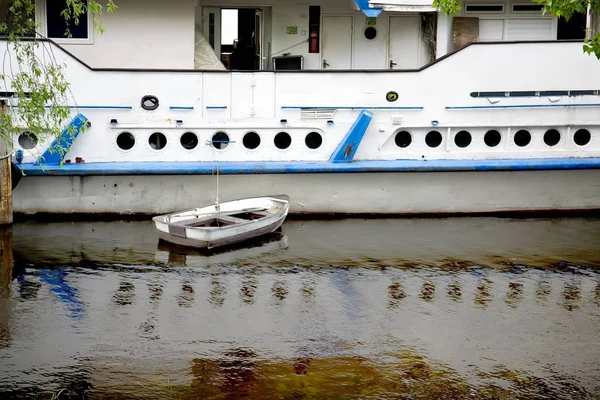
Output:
[{"xmin": 153, "ymin": 228, "xmax": 289, "ymax": 268}]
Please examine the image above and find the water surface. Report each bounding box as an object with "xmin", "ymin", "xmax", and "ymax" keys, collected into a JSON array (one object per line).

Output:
[{"xmin": 1, "ymin": 217, "xmax": 600, "ymax": 399}]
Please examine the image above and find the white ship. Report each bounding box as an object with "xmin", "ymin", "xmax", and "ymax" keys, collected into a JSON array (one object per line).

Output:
[{"xmin": 4, "ymin": 0, "xmax": 600, "ymax": 216}]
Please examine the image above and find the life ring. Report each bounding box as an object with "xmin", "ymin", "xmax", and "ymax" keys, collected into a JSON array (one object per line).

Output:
[{"xmin": 11, "ymin": 161, "xmax": 22, "ymax": 190}]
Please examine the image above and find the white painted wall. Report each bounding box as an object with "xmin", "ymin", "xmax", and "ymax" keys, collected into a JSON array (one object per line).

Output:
[{"xmin": 56, "ymin": 0, "xmax": 196, "ymax": 69}]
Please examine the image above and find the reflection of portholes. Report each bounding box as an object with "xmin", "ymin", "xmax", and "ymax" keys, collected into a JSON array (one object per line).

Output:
[{"xmin": 364, "ymin": 26, "xmax": 377, "ymax": 40}]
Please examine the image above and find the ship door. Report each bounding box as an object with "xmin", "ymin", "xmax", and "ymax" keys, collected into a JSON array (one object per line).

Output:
[
  {"xmin": 388, "ymin": 16, "xmax": 425, "ymax": 69},
  {"xmin": 321, "ymin": 16, "xmax": 353, "ymax": 69}
]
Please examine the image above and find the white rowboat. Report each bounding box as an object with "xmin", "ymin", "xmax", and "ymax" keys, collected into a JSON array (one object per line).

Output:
[{"xmin": 152, "ymin": 194, "xmax": 290, "ymax": 249}]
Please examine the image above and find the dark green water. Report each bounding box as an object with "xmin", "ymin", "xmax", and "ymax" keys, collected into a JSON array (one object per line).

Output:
[{"xmin": 1, "ymin": 217, "xmax": 600, "ymax": 399}]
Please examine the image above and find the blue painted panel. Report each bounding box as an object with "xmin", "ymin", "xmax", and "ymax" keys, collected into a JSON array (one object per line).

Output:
[
  {"xmin": 282, "ymin": 106, "xmax": 423, "ymax": 110},
  {"xmin": 19, "ymin": 157, "xmax": 600, "ymax": 176},
  {"xmin": 329, "ymin": 110, "xmax": 373, "ymax": 163},
  {"xmin": 353, "ymin": 0, "xmax": 383, "ymax": 16},
  {"xmin": 447, "ymin": 103, "xmax": 600, "ymax": 110},
  {"xmin": 35, "ymin": 113, "xmax": 88, "ymax": 165}
]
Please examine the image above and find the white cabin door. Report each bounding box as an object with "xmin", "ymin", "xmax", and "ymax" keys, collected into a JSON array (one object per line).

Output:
[
  {"xmin": 321, "ymin": 16, "xmax": 353, "ymax": 70},
  {"xmin": 388, "ymin": 16, "xmax": 423, "ymax": 69}
]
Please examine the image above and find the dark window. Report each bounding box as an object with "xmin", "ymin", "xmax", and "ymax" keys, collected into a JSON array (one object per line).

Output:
[
  {"xmin": 514, "ymin": 130, "xmax": 531, "ymax": 147},
  {"xmin": 454, "ymin": 130, "xmax": 472, "ymax": 148},
  {"xmin": 364, "ymin": 27, "xmax": 377, "ymax": 40},
  {"xmin": 212, "ymin": 131, "xmax": 230, "ymax": 149},
  {"xmin": 574, "ymin": 129, "xmax": 591, "ymax": 146},
  {"xmin": 570, "ymin": 90, "xmax": 596, "ymax": 96},
  {"xmin": 149, "ymin": 132, "xmax": 167, "ymax": 150},
  {"xmin": 243, "ymin": 131, "xmax": 261, "ymax": 149},
  {"xmin": 47, "ymin": 0, "xmax": 88, "ymax": 39},
  {"xmin": 426, "ymin": 131, "xmax": 442, "ymax": 148},
  {"xmin": 116, "ymin": 132, "xmax": 135, "ymax": 151},
  {"xmin": 394, "ymin": 131, "xmax": 412, "ymax": 148},
  {"xmin": 181, "ymin": 132, "xmax": 198, "ymax": 150},
  {"xmin": 484, "ymin": 130, "xmax": 501, "ymax": 147},
  {"xmin": 557, "ymin": 12, "xmax": 586, "ymax": 40},
  {"xmin": 543, "ymin": 129, "xmax": 560, "ymax": 147},
  {"xmin": 305, "ymin": 132, "xmax": 322, "ymax": 149},
  {"xmin": 465, "ymin": 4, "xmax": 504, "ymax": 12},
  {"xmin": 508, "ymin": 91, "xmax": 536, "ymax": 97},
  {"xmin": 0, "ymin": 0, "xmax": 36, "ymax": 37},
  {"xmin": 274, "ymin": 132, "xmax": 292, "ymax": 149},
  {"xmin": 512, "ymin": 4, "xmax": 543, "ymax": 11}
]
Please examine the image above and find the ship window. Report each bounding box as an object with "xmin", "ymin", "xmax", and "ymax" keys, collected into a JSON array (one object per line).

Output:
[
  {"xmin": 116, "ymin": 132, "xmax": 135, "ymax": 151},
  {"xmin": 212, "ymin": 131, "xmax": 230, "ymax": 149},
  {"xmin": 149, "ymin": 132, "xmax": 167, "ymax": 150},
  {"xmin": 543, "ymin": 129, "xmax": 561, "ymax": 147},
  {"xmin": 364, "ymin": 27, "xmax": 377, "ymax": 40},
  {"xmin": 243, "ymin": 131, "xmax": 261, "ymax": 149},
  {"xmin": 574, "ymin": 129, "xmax": 591, "ymax": 146},
  {"xmin": 465, "ymin": 4, "xmax": 504, "ymax": 12},
  {"xmin": 46, "ymin": 0, "xmax": 89, "ymax": 39},
  {"xmin": 512, "ymin": 4, "xmax": 543, "ymax": 12},
  {"xmin": 18, "ymin": 131, "xmax": 38, "ymax": 149},
  {"xmin": 454, "ymin": 130, "xmax": 472, "ymax": 148},
  {"xmin": 180, "ymin": 132, "xmax": 198, "ymax": 150},
  {"xmin": 0, "ymin": 0, "xmax": 36, "ymax": 37},
  {"xmin": 484, "ymin": 130, "xmax": 501, "ymax": 147},
  {"xmin": 305, "ymin": 132, "xmax": 323, "ymax": 149},
  {"xmin": 425, "ymin": 130, "xmax": 442, "ymax": 148},
  {"xmin": 274, "ymin": 132, "xmax": 291, "ymax": 149},
  {"xmin": 394, "ymin": 130, "xmax": 412, "ymax": 148},
  {"xmin": 514, "ymin": 129, "xmax": 531, "ymax": 147}
]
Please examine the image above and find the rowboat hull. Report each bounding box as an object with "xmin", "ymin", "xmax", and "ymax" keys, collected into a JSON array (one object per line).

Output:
[{"xmin": 152, "ymin": 195, "xmax": 290, "ymax": 249}]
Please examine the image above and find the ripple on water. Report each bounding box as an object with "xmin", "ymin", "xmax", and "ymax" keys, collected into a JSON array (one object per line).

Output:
[{"xmin": 0, "ymin": 217, "xmax": 600, "ymax": 398}]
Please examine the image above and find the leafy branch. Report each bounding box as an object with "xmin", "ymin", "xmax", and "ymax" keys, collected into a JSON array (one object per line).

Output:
[{"xmin": 0, "ymin": 0, "xmax": 116, "ymax": 163}]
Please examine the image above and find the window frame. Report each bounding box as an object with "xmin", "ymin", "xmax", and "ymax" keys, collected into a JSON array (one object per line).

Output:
[{"xmin": 41, "ymin": 0, "xmax": 94, "ymax": 45}]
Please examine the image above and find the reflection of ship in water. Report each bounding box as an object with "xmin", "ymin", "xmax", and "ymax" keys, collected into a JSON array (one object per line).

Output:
[{"xmin": 154, "ymin": 229, "xmax": 288, "ymax": 268}]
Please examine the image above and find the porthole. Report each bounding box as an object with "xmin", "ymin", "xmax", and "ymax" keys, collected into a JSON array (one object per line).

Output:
[
  {"xmin": 543, "ymin": 129, "xmax": 560, "ymax": 147},
  {"xmin": 18, "ymin": 131, "xmax": 38, "ymax": 149},
  {"xmin": 514, "ymin": 129, "xmax": 531, "ymax": 147},
  {"xmin": 454, "ymin": 130, "xmax": 472, "ymax": 148},
  {"xmin": 180, "ymin": 132, "xmax": 198, "ymax": 150},
  {"xmin": 484, "ymin": 130, "xmax": 501, "ymax": 147},
  {"xmin": 274, "ymin": 132, "xmax": 291, "ymax": 150},
  {"xmin": 212, "ymin": 131, "xmax": 230, "ymax": 149},
  {"xmin": 394, "ymin": 130, "xmax": 412, "ymax": 148},
  {"xmin": 149, "ymin": 132, "xmax": 167, "ymax": 150},
  {"xmin": 305, "ymin": 131, "xmax": 322, "ymax": 149},
  {"xmin": 425, "ymin": 130, "xmax": 442, "ymax": 148},
  {"xmin": 243, "ymin": 131, "xmax": 261, "ymax": 150},
  {"xmin": 364, "ymin": 26, "xmax": 377, "ymax": 40},
  {"xmin": 574, "ymin": 129, "xmax": 591, "ymax": 146},
  {"xmin": 141, "ymin": 95, "xmax": 159, "ymax": 111},
  {"xmin": 116, "ymin": 131, "xmax": 135, "ymax": 151}
]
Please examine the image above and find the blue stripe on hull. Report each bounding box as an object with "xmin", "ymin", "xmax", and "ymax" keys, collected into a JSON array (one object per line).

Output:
[{"xmin": 17, "ymin": 157, "xmax": 600, "ymax": 176}]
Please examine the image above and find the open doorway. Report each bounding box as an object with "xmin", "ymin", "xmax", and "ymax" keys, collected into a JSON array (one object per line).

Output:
[{"xmin": 220, "ymin": 8, "xmax": 263, "ymax": 70}]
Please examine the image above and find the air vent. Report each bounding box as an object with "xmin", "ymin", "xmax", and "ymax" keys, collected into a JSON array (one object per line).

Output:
[{"xmin": 300, "ymin": 108, "xmax": 336, "ymax": 120}]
